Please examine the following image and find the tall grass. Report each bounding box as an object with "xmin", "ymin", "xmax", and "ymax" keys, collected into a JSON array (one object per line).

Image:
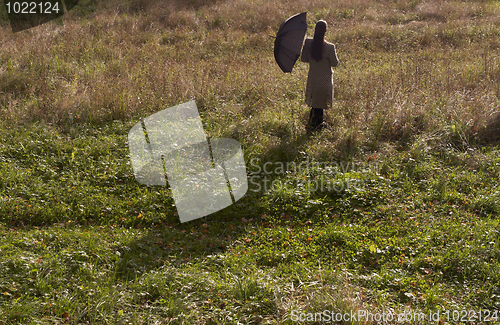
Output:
[{"xmin": 1, "ymin": 0, "xmax": 499, "ymax": 161}]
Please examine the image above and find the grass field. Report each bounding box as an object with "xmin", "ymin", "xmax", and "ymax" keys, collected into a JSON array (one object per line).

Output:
[{"xmin": 1, "ymin": 0, "xmax": 500, "ymax": 323}]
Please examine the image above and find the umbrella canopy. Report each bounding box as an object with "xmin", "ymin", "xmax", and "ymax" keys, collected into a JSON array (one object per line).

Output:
[{"xmin": 274, "ymin": 12, "xmax": 307, "ymax": 73}]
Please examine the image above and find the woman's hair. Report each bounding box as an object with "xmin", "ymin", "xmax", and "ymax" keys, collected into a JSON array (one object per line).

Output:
[{"xmin": 310, "ymin": 20, "xmax": 327, "ymax": 62}]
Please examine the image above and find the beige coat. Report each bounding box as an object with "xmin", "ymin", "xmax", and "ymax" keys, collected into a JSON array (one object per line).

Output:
[{"xmin": 300, "ymin": 38, "xmax": 339, "ymax": 109}]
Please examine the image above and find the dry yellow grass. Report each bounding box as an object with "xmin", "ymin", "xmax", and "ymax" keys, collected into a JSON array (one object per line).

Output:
[{"xmin": 1, "ymin": 0, "xmax": 499, "ymax": 158}]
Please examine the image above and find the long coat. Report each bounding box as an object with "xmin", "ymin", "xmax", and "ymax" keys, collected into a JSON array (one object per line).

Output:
[{"xmin": 300, "ymin": 38, "xmax": 339, "ymax": 109}]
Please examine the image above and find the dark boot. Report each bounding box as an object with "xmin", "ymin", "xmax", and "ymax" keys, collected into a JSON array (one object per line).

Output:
[{"xmin": 307, "ymin": 108, "xmax": 324, "ymax": 132}]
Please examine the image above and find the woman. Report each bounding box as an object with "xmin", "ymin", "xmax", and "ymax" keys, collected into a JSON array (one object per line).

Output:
[{"xmin": 301, "ymin": 20, "xmax": 339, "ymax": 132}]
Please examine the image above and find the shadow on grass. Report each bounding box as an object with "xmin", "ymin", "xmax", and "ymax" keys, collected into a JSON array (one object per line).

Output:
[
  {"xmin": 261, "ymin": 132, "xmax": 310, "ymax": 163},
  {"xmin": 113, "ymin": 190, "xmax": 265, "ymax": 280},
  {"xmin": 477, "ymin": 112, "xmax": 500, "ymax": 146}
]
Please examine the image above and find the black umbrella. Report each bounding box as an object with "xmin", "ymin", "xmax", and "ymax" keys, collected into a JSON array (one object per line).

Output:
[{"xmin": 274, "ymin": 12, "xmax": 307, "ymax": 73}]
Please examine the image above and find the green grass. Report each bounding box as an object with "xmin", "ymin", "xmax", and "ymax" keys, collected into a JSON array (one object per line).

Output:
[{"xmin": 1, "ymin": 0, "xmax": 500, "ymax": 323}]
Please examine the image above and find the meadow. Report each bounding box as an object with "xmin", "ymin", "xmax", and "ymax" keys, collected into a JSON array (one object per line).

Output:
[{"xmin": 0, "ymin": 0, "xmax": 500, "ymax": 323}]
